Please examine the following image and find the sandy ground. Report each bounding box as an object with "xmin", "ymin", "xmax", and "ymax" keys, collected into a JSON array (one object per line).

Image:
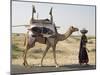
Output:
[
  {"xmin": 12, "ymin": 34, "xmax": 96, "ymax": 65},
  {"xmin": 11, "ymin": 33, "xmax": 96, "ymax": 74}
]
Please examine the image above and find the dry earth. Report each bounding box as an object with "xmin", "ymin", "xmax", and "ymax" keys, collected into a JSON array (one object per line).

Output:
[{"xmin": 12, "ymin": 33, "xmax": 96, "ymax": 66}]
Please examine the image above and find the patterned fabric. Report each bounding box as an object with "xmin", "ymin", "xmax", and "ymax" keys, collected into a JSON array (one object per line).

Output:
[
  {"xmin": 79, "ymin": 35, "xmax": 89, "ymax": 64},
  {"xmin": 31, "ymin": 27, "xmax": 53, "ymax": 35}
]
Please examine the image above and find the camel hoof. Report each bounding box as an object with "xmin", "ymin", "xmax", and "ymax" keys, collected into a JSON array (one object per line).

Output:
[
  {"xmin": 39, "ymin": 64, "xmax": 43, "ymax": 67},
  {"xmin": 23, "ymin": 62, "xmax": 26, "ymax": 66},
  {"xmin": 56, "ymin": 65, "xmax": 59, "ymax": 68},
  {"xmin": 23, "ymin": 62, "xmax": 28, "ymax": 67}
]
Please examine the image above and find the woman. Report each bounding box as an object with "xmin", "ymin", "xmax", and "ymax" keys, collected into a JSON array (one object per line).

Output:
[{"xmin": 79, "ymin": 28, "xmax": 89, "ymax": 65}]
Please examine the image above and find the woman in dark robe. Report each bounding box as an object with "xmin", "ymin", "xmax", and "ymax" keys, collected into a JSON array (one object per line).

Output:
[{"xmin": 79, "ymin": 29, "xmax": 89, "ymax": 65}]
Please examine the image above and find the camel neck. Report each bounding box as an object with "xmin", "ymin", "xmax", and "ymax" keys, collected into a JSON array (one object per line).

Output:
[{"xmin": 58, "ymin": 29, "xmax": 72, "ymax": 41}]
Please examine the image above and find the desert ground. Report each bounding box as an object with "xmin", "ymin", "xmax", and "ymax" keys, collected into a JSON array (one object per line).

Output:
[{"xmin": 11, "ymin": 33, "xmax": 96, "ymax": 74}]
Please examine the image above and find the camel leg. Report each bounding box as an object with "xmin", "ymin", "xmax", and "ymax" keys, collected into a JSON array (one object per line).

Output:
[
  {"xmin": 41, "ymin": 45, "xmax": 51, "ymax": 66},
  {"xmin": 52, "ymin": 45, "xmax": 59, "ymax": 67},
  {"xmin": 23, "ymin": 41, "xmax": 36, "ymax": 67},
  {"xmin": 23, "ymin": 31, "xmax": 30, "ymax": 66},
  {"xmin": 23, "ymin": 43, "xmax": 30, "ymax": 66}
]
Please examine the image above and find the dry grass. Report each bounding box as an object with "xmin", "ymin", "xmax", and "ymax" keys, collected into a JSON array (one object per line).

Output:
[{"xmin": 12, "ymin": 33, "xmax": 96, "ymax": 66}]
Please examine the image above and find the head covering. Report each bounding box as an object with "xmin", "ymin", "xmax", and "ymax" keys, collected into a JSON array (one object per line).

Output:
[{"xmin": 80, "ymin": 28, "xmax": 88, "ymax": 34}]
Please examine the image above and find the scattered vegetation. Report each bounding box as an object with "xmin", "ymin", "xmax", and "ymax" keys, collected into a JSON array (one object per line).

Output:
[
  {"xmin": 70, "ymin": 35, "xmax": 80, "ymax": 41},
  {"xmin": 12, "ymin": 34, "xmax": 96, "ymax": 60},
  {"xmin": 88, "ymin": 40, "xmax": 94, "ymax": 44},
  {"xmin": 31, "ymin": 48, "xmax": 43, "ymax": 53},
  {"xmin": 49, "ymin": 49, "xmax": 65, "ymax": 53},
  {"xmin": 73, "ymin": 37, "xmax": 80, "ymax": 41},
  {"xmin": 12, "ymin": 44, "xmax": 22, "ymax": 59},
  {"xmin": 12, "ymin": 44, "xmax": 21, "ymax": 52},
  {"xmin": 90, "ymin": 48, "xmax": 96, "ymax": 52},
  {"xmin": 88, "ymin": 36, "xmax": 96, "ymax": 40}
]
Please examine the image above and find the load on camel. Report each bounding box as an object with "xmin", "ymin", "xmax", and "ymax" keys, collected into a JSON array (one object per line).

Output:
[
  {"xmin": 23, "ymin": 5, "xmax": 79, "ymax": 67},
  {"xmin": 28, "ymin": 6, "xmax": 57, "ymax": 38}
]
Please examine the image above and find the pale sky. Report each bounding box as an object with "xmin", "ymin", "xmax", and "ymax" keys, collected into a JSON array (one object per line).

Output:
[{"xmin": 12, "ymin": 1, "xmax": 96, "ymax": 36}]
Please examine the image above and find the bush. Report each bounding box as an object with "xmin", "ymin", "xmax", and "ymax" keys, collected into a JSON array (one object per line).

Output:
[
  {"xmin": 12, "ymin": 44, "xmax": 22, "ymax": 59},
  {"xmin": 88, "ymin": 40, "xmax": 94, "ymax": 44},
  {"xmin": 91, "ymin": 48, "xmax": 96, "ymax": 52},
  {"xmin": 12, "ymin": 44, "xmax": 21, "ymax": 52}
]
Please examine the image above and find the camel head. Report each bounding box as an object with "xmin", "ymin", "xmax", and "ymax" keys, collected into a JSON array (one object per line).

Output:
[{"xmin": 69, "ymin": 26, "xmax": 79, "ymax": 32}]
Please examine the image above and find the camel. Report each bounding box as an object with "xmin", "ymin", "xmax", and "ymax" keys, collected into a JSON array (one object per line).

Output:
[{"xmin": 23, "ymin": 26, "xmax": 79, "ymax": 67}]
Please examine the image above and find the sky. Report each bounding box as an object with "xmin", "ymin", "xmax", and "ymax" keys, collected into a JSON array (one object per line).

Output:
[{"xmin": 12, "ymin": 1, "xmax": 96, "ymax": 36}]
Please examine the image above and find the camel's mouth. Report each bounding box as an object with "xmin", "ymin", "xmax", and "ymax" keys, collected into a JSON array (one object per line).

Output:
[{"xmin": 75, "ymin": 28, "xmax": 79, "ymax": 31}]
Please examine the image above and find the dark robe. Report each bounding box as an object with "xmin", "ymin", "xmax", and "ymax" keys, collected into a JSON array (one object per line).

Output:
[{"xmin": 79, "ymin": 35, "xmax": 89, "ymax": 64}]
